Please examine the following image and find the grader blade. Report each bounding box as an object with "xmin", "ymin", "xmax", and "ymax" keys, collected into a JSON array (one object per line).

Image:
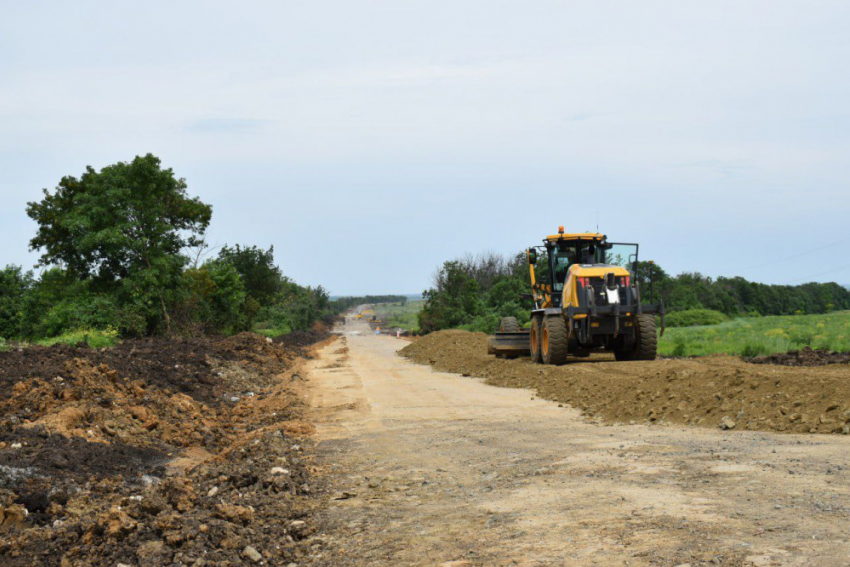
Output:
[{"xmin": 488, "ymin": 331, "xmax": 531, "ymax": 358}]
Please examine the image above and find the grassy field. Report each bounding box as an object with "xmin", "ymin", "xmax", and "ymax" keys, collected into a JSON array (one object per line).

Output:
[
  {"xmin": 373, "ymin": 300, "xmax": 424, "ymax": 332},
  {"xmin": 658, "ymin": 310, "xmax": 850, "ymax": 357}
]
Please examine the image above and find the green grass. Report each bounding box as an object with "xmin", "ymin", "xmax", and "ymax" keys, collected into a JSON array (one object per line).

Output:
[
  {"xmin": 253, "ymin": 326, "xmax": 290, "ymax": 338},
  {"xmin": 659, "ymin": 311, "xmax": 850, "ymax": 357},
  {"xmin": 31, "ymin": 327, "xmax": 120, "ymax": 349},
  {"xmin": 1, "ymin": 328, "xmax": 120, "ymax": 350},
  {"xmin": 373, "ymin": 300, "xmax": 424, "ymax": 332},
  {"xmin": 251, "ymin": 318, "xmax": 293, "ymax": 338}
]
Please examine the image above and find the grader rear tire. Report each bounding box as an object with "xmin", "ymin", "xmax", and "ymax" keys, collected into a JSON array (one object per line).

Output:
[
  {"xmin": 499, "ymin": 317, "xmax": 520, "ymax": 333},
  {"xmin": 529, "ymin": 315, "xmax": 543, "ymax": 363},
  {"xmin": 541, "ymin": 315, "xmax": 568, "ymax": 365},
  {"xmin": 614, "ymin": 315, "xmax": 658, "ymax": 361}
]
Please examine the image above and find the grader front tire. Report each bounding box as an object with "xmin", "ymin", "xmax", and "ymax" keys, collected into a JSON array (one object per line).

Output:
[
  {"xmin": 541, "ymin": 315, "xmax": 568, "ymax": 365},
  {"xmin": 530, "ymin": 315, "xmax": 543, "ymax": 363}
]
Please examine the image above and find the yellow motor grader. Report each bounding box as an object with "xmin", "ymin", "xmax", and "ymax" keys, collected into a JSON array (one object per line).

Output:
[{"xmin": 488, "ymin": 227, "xmax": 665, "ymax": 364}]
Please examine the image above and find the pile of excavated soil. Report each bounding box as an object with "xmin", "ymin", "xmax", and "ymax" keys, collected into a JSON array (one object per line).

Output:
[
  {"xmin": 273, "ymin": 322, "xmax": 333, "ymax": 348},
  {"xmin": 401, "ymin": 330, "xmax": 850, "ymax": 435},
  {"xmin": 0, "ymin": 334, "xmax": 304, "ymax": 408},
  {"xmin": 0, "ymin": 332, "xmax": 328, "ymax": 566},
  {"xmin": 747, "ymin": 346, "xmax": 850, "ymax": 367}
]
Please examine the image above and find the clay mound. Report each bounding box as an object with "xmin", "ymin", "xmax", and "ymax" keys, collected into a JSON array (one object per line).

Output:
[
  {"xmin": 0, "ymin": 335, "xmax": 304, "ymax": 408},
  {"xmin": 0, "ymin": 339, "xmax": 218, "ymax": 405},
  {"xmin": 0, "ymin": 336, "xmax": 318, "ymax": 565},
  {"xmin": 747, "ymin": 346, "xmax": 850, "ymax": 367},
  {"xmin": 402, "ymin": 330, "xmax": 850, "ymax": 435},
  {"xmin": 215, "ymin": 332, "xmax": 300, "ymax": 373},
  {"xmin": 401, "ymin": 330, "xmax": 489, "ymax": 368},
  {"xmin": 1, "ymin": 358, "xmax": 219, "ymax": 449}
]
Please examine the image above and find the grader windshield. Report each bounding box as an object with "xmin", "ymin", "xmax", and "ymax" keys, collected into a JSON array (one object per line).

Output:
[
  {"xmin": 548, "ymin": 240, "xmax": 604, "ymax": 292},
  {"xmin": 547, "ymin": 240, "xmax": 638, "ymax": 293}
]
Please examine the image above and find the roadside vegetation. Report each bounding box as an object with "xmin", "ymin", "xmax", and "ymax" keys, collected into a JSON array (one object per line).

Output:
[
  {"xmin": 331, "ymin": 294, "xmax": 409, "ymax": 312},
  {"xmin": 0, "ymin": 154, "xmax": 334, "ymax": 347},
  {"xmin": 659, "ymin": 310, "xmax": 850, "ymax": 357}
]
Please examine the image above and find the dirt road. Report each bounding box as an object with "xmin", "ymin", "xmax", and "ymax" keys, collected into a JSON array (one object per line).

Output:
[{"xmin": 305, "ymin": 318, "xmax": 850, "ymax": 566}]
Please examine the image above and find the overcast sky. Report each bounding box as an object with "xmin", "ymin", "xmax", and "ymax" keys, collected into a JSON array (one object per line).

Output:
[{"xmin": 2, "ymin": 1, "xmax": 849, "ymax": 295}]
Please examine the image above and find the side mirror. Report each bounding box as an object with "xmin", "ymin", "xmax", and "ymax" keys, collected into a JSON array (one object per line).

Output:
[{"xmin": 527, "ymin": 249, "xmax": 537, "ymax": 265}]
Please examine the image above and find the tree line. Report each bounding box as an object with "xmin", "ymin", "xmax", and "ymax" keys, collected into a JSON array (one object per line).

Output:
[
  {"xmin": 330, "ymin": 295, "xmax": 409, "ymax": 312},
  {"xmin": 0, "ymin": 154, "xmax": 333, "ymax": 342},
  {"xmin": 418, "ymin": 251, "xmax": 850, "ymax": 334}
]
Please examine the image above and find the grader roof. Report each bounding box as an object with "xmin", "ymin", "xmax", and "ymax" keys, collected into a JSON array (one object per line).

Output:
[{"xmin": 544, "ymin": 232, "xmax": 605, "ymax": 242}]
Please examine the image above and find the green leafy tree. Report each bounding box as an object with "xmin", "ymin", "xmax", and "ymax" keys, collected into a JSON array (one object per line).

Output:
[
  {"xmin": 179, "ymin": 260, "xmax": 247, "ymax": 334},
  {"xmin": 26, "ymin": 154, "xmax": 212, "ymax": 334},
  {"xmin": 218, "ymin": 244, "xmax": 282, "ymax": 305},
  {"xmin": 418, "ymin": 261, "xmax": 483, "ymax": 334},
  {"xmin": 0, "ymin": 266, "xmax": 33, "ymax": 338}
]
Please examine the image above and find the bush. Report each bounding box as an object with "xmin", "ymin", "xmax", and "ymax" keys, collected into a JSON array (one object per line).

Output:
[
  {"xmin": 670, "ymin": 341, "xmax": 688, "ymax": 357},
  {"xmin": 741, "ymin": 341, "xmax": 771, "ymax": 358},
  {"xmin": 38, "ymin": 294, "xmax": 124, "ymax": 338},
  {"xmin": 178, "ymin": 260, "xmax": 248, "ymax": 335},
  {"xmin": 789, "ymin": 328, "xmax": 815, "ymax": 347},
  {"xmin": 665, "ymin": 309, "xmax": 728, "ymax": 328}
]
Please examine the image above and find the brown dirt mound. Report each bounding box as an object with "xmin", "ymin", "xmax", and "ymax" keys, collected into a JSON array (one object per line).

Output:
[
  {"xmin": 401, "ymin": 330, "xmax": 850, "ymax": 435},
  {"xmin": 0, "ymin": 333, "xmax": 304, "ymax": 408},
  {"xmin": 273, "ymin": 322, "xmax": 332, "ymax": 348},
  {"xmin": 0, "ymin": 429, "xmax": 314, "ymax": 566},
  {"xmin": 0, "ymin": 339, "xmax": 219, "ymax": 406},
  {"xmin": 747, "ymin": 346, "xmax": 850, "ymax": 366},
  {"xmin": 0, "ymin": 334, "xmax": 322, "ymax": 566},
  {"xmin": 0, "ymin": 358, "xmax": 220, "ymax": 449},
  {"xmin": 215, "ymin": 332, "xmax": 303, "ymax": 373}
]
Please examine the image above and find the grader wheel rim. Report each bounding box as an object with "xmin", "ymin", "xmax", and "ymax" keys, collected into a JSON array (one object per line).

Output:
[
  {"xmin": 542, "ymin": 327, "xmax": 549, "ymax": 356},
  {"xmin": 531, "ymin": 325, "xmax": 538, "ymax": 351}
]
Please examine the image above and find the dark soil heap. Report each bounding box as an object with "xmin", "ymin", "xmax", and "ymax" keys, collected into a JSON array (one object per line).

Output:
[
  {"xmin": 0, "ymin": 332, "xmax": 326, "ymax": 566},
  {"xmin": 273, "ymin": 321, "xmax": 333, "ymax": 349},
  {"xmin": 402, "ymin": 330, "xmax": 850, "ymax": 435},
  {"xmin": 747, "ymin": 346, "xmax": 850, "ymax": 367}
]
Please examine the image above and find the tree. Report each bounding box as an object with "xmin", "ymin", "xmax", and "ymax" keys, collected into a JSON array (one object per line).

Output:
[
  {"xmin": 0, "ymin": 266, "xmax": 33, "ymax": 338},
  {"xmin": 26, "ymin": 154, "xmax": 212, "ymax": 334},
  {"xmin": 418, "ymin": 261, "xmax": 483, "ymax": 334},
  {"xmin": 179, "ymin": 260, "xmax": 247, "ymax": 334},
  {"xmin": 217, "ymin": 244, "xmax": 282, "ymax": 305}
]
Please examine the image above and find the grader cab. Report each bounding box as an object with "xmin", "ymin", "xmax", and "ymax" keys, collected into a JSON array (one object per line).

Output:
[{"xmin": 488, "ymin": 227, "xmax": 665, "ymax": 364}]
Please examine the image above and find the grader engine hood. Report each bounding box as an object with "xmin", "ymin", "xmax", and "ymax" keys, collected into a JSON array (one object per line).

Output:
[{"xmin": 562, "ymin": 264, "xmax": 631, "ymax": 309}]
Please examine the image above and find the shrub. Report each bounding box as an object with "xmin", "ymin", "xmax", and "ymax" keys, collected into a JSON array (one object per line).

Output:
[
  {"xmin": 671, "ymin": 341, "xmax": 688, "ymax": 357},
  {"xmin": 789, "ymin": 328, "xmax": 815, "ymax": 347},
  {"xmin": 741, "ymin": 342, "xmax": 771, "ymax": 358},
  {"xmin": 178, "ymin": 260, "xmax": 248, "ymax": 335},
  {"xmin": 665, "ymin": 309, "xmax": 728, "ymax": 328},
  {"xmin": 38, "ymin": 294, "xmax": 123, "ymax": 338}
]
